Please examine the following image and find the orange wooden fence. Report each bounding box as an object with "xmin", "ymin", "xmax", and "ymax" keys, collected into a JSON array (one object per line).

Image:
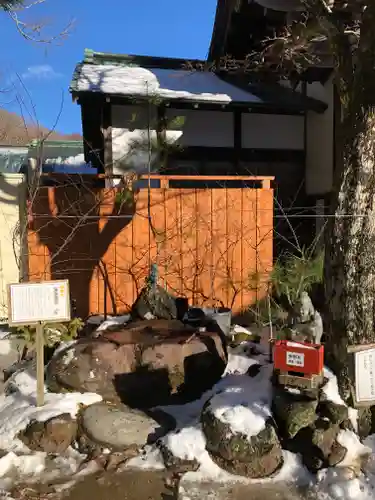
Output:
[{"xmin": 27, "ymin": 175, "xmax": 274, "ymax": 318}]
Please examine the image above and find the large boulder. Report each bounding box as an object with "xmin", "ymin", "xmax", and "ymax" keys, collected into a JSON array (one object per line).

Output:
[
  {"xmin": 47, "ymin": 320, "xmax": 227, "ymax": 407},
  {"xmin": 201, "ymin": 402, "xmax": 283, "ymax": 478},
  {"xmin": 19, "ymin": 414, "xmax": 77, "ymax": 453}
]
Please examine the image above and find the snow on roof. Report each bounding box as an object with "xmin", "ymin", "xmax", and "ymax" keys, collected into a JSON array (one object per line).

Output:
[{"xmin": 73, "ymin": 64, "xmax": 264, "ymax": 104}]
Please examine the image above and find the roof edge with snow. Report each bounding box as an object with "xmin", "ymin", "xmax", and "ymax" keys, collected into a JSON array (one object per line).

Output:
[{"xmin": 69, "ymin": 50, "xmax": 328, "ymax": 114}]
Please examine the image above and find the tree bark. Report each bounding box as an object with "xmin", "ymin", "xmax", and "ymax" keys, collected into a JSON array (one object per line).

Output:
[{"xmin": 324, "ymin": 3, "xmax": 375, "ymax": 403}]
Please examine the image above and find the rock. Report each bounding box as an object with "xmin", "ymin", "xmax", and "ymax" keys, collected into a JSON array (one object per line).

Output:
[
  {"xmin": 201, "ymin": 404, "xmax": 283, "ymax": 478},
  {"xmin": 247, "ymin": 364, "xmax": 262, "ymax": 378},
  {"xmin": 100, "ymin": 320, "xmax": 196, "ymax": 344},
  {"xmin": 319, "ymin": 401, "xmax": 348, "ymax": 425},
  {"xmin": 328, "ymin": 440, "xmax": 347, "ymax": 467},
  {"xmin": 158, "ymin": 440, "xmax": 199, "ymax": 474},
  {"xmin": 47, "ymin": 322, "xmax": 226, "ymax": 407},
  {"xmin": 272, "ymin": 389, "xmax": 318, "ymax": 439},
  {"xmin": 303, "ymin": 454, "xmax": 324, "ymax": 473},
  {"xmin": 340, "ymin": 418, "xmax": 356, "ymax": 433},
  {"xmin": 80, "ymin": 402, "xmax": 167, "ymax": 451},
  {"xmin": 132, "ymin": 284, "xmax": 177, "ymax": 320},
  {"xmin": 288, "ymin": 419, "xmax": 339, "ymax": 472},
  {"xmin": 357, "ymin": 407, "xmax": 373, "ymax": 439},
  {"xmin": 310, "ymin": 420, "xmax": 338, "ymax": 458},
  {"xmin": 19, "ymin": 414, "xmax": 77, "ymax": 453}
]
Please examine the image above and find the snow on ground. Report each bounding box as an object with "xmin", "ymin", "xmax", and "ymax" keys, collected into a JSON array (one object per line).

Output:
[
  {"xmin": 0, "ymin": 368, "xmax": 101, "ymax": 451},
  {"xmin": 321, "ymin": 368, "xmax": 358, "ymax": 432},
  {"xmin": 156, "ymin": 348, "xmax": 311, "ymax": 488},
  {"xmin": 0, "ymin": 321, "xmax": 374, "ymax": 500},
  {"xmin": 0, "ymin": 353, "xmax": 101, "ymax": 492},
  {"xmin": 129, "ymin": 328, "xmax": 375, "ymax": 500},
  {"xmin": 208, "ymin": 365, "xmax": 272, "ymax": 438}
]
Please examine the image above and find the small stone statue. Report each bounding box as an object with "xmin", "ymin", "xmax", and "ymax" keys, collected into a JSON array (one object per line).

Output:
[{"xmin": 286, "ymin": 291, "xmax": 323, "ymax": 345}]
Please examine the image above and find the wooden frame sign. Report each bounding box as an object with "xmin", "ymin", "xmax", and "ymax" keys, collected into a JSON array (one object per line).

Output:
[
  {"xmin": 7, "ymin": 280, "xmax": 71, "ymax": 326},
  {"xmin": 7, "ymin": 280, "xmax": 71, "ymax": 408},
  {"xmin": 347, "ymin": 343, "xmax": 375, "ymax": 407}
]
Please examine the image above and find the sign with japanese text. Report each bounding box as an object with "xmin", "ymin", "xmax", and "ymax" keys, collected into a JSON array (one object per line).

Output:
[
  {"xmin": 8, "ymin": 280, "xmax": 71, "ymax": 326},
  {"xmin": 286, "ymin": 351, "xmax": 305, "ymax": 368},
  {"xmin": 355, "ymin": 348, "xmax": 375, "ymax": 403}
]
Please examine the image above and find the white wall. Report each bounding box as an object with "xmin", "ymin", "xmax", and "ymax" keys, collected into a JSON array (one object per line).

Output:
[
  {"xmin": 241, "ymin": 113, "xmax": 304, "ymax": 150},
  {"xmin": 0, "ymin": 173, "xmax": 27, "ymax": 319},
  {"xmin": 111, "ymin": 105, "xmax": 234, "ymax": 178},
  {"xmin": 305, "ymin": 76, "xmax": 334, "ymax": 195},
  {"xmin": 111, "ymin": 104, "xmax": 305, "ymax": 169}
]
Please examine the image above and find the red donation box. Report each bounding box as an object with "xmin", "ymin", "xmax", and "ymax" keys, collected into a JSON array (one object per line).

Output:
[{"xmin": 273, "ymin": 340, "xmax": 324, "ymax": 376}]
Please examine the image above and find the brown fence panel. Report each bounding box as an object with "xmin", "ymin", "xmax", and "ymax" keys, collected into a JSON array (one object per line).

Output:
[{"xmin": 28, "ymin": 176, "xmax": 274, "ymax": 317}]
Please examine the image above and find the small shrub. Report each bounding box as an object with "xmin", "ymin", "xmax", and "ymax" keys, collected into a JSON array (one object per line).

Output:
[
  {"xmin": 271, "ymin": 248, "xmax": 324, "ymax": 308},
  {"xmin": 248, "ymin": 248, "xmax": 324, "ymax": 326},
  {"xmin": 10, "ymin": 317, "xmax": 84, "ymax": 348}
]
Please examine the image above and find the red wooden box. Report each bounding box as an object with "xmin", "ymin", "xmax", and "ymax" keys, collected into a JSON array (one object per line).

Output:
[{"xmin": 273, "ymin": 340, "xmax": 324, "ymax": 375}]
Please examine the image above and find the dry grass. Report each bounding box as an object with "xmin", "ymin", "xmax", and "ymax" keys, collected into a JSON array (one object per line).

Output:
[{"xmin": 0, "ymin": 108, "xmax": 81, "ymax": 146}]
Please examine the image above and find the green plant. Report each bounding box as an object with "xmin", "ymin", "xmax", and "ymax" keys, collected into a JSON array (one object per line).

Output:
[
  {"xmin": 247, "ymin": 248, "xmax": 324, "ymax": 326},
  {"xmin": 10, "ymin": 317, "xmax": 84, "ymax": 348},
  {"xmin": 271, "ymin": 248, "xmax": 324, "ymax": 307}
]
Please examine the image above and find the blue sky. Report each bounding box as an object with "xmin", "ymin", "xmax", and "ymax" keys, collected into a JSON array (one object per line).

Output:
[{"xmin": 1, "ymin": 0, "xmax": 217, "ymax": 134}]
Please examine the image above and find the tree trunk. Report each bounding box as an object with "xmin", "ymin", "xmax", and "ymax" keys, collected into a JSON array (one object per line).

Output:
[
  {"xmin": 324, "ymin": 3, "xmax": 375, "ymax": 406},
  {"xmin": 324, "ymin": 111, "xmax": 375, "ymax": 402}
]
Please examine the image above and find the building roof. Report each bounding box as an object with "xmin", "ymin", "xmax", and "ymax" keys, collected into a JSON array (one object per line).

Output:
[
  {"xmin": 0, "ymin": 146, "xmax": 28, "ymax": 173},
  {"xmin": 70, "ymin": 49, "xmax": 327, "ymax": 114},
  {"xmin": 29, "ymin": 139, "xmax": 83, "ymax": 148},
  {"xmin": 208, "ymin": 0, "xmax": 332, "ymax": 82}
]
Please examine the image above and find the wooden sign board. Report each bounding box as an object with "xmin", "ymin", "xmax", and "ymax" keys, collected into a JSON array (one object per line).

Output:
[
  {"xmin": 354, "ymin": 347, "xmax": 375, "ymax": 406},
  {"xmin": 7, "ymin": 280, "xmax": 71, "ymax": 408},
  {"xmin": 7, "ymin": 280, "xmax": 71, "ymax": 326}
]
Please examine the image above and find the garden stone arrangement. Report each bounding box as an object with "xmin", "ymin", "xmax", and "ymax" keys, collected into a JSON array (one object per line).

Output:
[
  {"xmin": 0, "ymin": 289, "xmax": 374, "ymax": 500},
  {"xmin": 46, "ymin": 318, "xmax": 227, "ymax": 408}
]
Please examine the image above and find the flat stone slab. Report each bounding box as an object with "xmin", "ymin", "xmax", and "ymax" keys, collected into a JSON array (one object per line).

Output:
[{"xmin": 81, "ymin": 402, "xmax": 163, "ymax": 450}]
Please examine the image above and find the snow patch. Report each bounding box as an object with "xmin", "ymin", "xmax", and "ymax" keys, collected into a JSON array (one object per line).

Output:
[
  {"xmin": 87, "ymin": 314, "xmax": 131, "ymax": 332},
  {"xmin": 286, "ymin": 341, "xmax": 315, "ymax": 350},
  {"xmin": 322, "ymin": 368, "xmax": 358, "ymax": 431},
  {"xmin": 0, "ymin": 369, "xmax": 101, "ymax": 452},
  {"xmin": 75, "ymin": 65, "xmax": 264, "ymax": 104},
  {"xmin": 125, "ymin": 445, "xmax": 165, "ymax": 471},
  {"xmin": 45, "ymin": 154, "xmax": 85, "ymax": 165},
  {"xmin": 208, "ymin": 368, "xmax": 272, "ymax": 438},
  {"xmin": 232, "ymin": 325, "xmax": 254, "ymax": 336},
  {"xmin": 162, "ymin": 425, "xmax": 206, "ymax": 463},
  {"xmin": 0, "ymin": 340, "xmax": 12, "ymax": 356},
  {"xmin": 315, "ymin": 468, "xmax": 375, "ymax": 500},
  {"xmin": 96, "ymin": 314, "xmax": 131, "ymax": 332},
  {"xmin": 336, "ymin": 430, "xmax": 371, "ymax": 467}
]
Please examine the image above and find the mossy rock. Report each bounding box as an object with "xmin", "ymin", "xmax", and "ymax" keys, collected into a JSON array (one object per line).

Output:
[
  {"xmin": 318, "ymin": 401, "xmax": 348, "ymax": 425},
  {"xmin": 272, "ymin": 389, "xmax": 318, "ymax": 439},
  {"xmin": 201, "ymin": 400, "xmax": 283, "ymax": 478},
  {"xmin": 286, "ymin": 418, "xmax": 339, "ymax": 472}
]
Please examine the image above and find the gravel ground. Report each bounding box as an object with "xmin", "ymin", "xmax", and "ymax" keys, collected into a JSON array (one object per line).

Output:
[{"xmin": 10, "ymin": 470, "xmax": 314, "ymax": 500}]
